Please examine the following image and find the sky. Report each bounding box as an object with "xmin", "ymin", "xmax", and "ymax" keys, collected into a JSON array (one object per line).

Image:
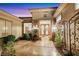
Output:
[{"xmin": 0, "ymin": 3, "xmax": 59, "ymax": 17}]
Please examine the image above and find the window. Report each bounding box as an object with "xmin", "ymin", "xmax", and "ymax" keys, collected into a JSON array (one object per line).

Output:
[
  {"xmin": 0, "ymin": 19, "xmax": 12, "ymax": 38},
  {"xmin": 6, "ymin": 21, "xmax": 12, "ymax": 36},
  {"xmin": 24, "ymin": 23, "xmax": 32, "ymax": 33},
  {"xmin": 0, "ymin": 19, "xmax": 5, "ymax": 37}
]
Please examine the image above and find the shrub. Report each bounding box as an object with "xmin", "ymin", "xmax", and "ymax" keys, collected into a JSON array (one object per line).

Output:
[
  {"xmin": 1, "ymin": 35, "xmax": 16, "ymax": 56},
  {"xmin": 55, "ymin": 29, "xmax": 62, "ymax": 48},
  {"xmin": 23, "ymin": 33, "xmax": 31, "ymax": 41},
  {"xmin": 32, "ymin": 29, "xmax": 38, "ymax": 36},
  {"xmin": 21, "ymin": 29, "xmax": 39, "ymax": 41},
  {"xmin": 1, "ymin": 41, "xmax": 15, "ymax": 56},
  {"xmin": 32, "ymin": 29, "xmax": 38, "ymax": 33},
  {"xmin": 3, "ymin": 35, "xmax": 16, "ymax": 43}
]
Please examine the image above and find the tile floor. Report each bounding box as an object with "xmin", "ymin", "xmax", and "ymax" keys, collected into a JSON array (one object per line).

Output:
[{"xmin": 14, "ymin": 36, "xmax": 60, "ymax": 56}]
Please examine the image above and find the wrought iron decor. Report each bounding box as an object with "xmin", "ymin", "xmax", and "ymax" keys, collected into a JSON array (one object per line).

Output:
[
  {"xmin": 69, "ymin": 13, "xmax": 79, "ymax": 55},
  {"xmin": 69, "ymin": 18, "xmax": 76, "ymax": 55},
  {"xmin": 63, "ymin": 10, "xmax": 79, "ymax": 55},
  {"xmin": 70, "ymin": 14, "xmax": 79, "ymax": 55}
]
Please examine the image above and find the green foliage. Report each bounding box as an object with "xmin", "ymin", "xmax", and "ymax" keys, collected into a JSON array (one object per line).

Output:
[
  {"xmin": 23, "ymin": 33, "xmax": 31, "ymax": 40},
  {"xmin": 32, "ymin": 29, "xmax": 38, "ymax": 36},
  {"xmin": 55, "ymin": 29, "xmax": 62, "ymax": 48},
  {"xmin": 22, "ymin": 29, "xmax": 39, "ymax": 41},
  {"xmin": 32, "ymin": 29, "xmax": 38, "ymax": 34},
  {"xmin": 2, "ymin": 41, "xmax": 15, "ymax": 56},
  {"xmin": 3, "ymin": 35, "xmax": 16, "ymax": 43},
  {"xmin": 1, "ymin": 35, "xmax": 16, "ymax": 56}
]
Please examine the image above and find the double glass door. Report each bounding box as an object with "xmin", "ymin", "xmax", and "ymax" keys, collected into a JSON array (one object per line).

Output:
[{"xmin": 40, "ymin": 24, "xmax": 49, "ymax": 35}]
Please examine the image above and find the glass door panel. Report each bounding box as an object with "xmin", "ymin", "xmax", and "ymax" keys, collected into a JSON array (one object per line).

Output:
[
  {"xmin": 45, "ymin": 25, "xmax": 49, "ymax": 35},
  {"xmin": 40, "ymin": 24, "xmax": 49, "ymax": 35},
  {"xmin": 24, "ymin": 23, "xmax": 32, "ymax": 33},
  {"xmin": 41, "ymin": 25, "xmax": 44, "ymax": 35}
]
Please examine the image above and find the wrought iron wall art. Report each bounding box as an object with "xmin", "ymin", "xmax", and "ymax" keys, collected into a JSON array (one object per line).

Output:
[{"xmin": 63, "ymin": 10, "xmax": 79, "ymax": 55}]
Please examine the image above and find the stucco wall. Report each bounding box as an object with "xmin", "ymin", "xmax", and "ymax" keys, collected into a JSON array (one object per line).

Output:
[{"xmin": 0, "ymin": 10, "xmax": 22, "ymax": 38}]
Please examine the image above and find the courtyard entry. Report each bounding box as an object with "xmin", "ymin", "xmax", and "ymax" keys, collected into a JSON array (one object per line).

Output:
[
  {"xmin": 40, "ymin": 24, "xmax": 49, "ymax": 36},
  {"xmin": 39, "ymin": 20, "xmax": 51, "ymax": 36}
]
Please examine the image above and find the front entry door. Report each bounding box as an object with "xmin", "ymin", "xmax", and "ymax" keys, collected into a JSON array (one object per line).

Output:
[{"xmin": 40, "ymin": 24, "xmax": 49, "ymax": 36}]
